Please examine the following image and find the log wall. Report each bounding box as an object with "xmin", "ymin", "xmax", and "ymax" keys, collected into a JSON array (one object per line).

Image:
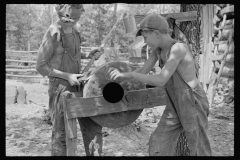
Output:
[{"xmin": 205, "ymin": 4, "xmax": 234, "ymax": 106}]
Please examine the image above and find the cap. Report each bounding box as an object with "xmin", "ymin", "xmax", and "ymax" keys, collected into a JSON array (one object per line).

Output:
[
  {"xmin": 136, "ymin": 14, "xmax": 169, "ymax": 37},
  {"xmin": 55, "ymin": 4, "xmax": 85, "ymax": 23}
]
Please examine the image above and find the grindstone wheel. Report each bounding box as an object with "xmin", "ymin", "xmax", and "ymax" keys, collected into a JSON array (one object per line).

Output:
[{"xmin": 83, "ymin": 61, "xmax": 146, "ymax": 128}]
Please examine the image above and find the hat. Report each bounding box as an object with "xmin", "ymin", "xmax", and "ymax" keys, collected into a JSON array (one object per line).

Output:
[
  {"xmin": 136, "ymin": 14, "xmax": 169, "ymax": 37},
  {"xmin": 55, "ymin": 4, "xmax": 85, "ymax": 23}
]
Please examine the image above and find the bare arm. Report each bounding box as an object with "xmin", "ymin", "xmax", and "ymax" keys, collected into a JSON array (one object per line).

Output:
[
  {"xmin": 110, "ymin": 43, "xmax": 186, "ymax": 87},
  {"xmin": 134, "ymin": 49, "xmax": 158, "ymax": 74}
]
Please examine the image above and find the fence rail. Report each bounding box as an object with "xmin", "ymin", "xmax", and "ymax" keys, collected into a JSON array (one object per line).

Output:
[
  {"xmin": 5, "ymin": 48, "xmax": 145, "ymax": 83},
  {"xmin": 5, "ymin": 49, "xmax": 95, "ymax": 83},
  {"xmin": 6, "ymin": 65, "xmax": 36, "ymax": 69},
  {"xmin": 6, "ymin": 59, "xmax": 37, "ymax": 63}
]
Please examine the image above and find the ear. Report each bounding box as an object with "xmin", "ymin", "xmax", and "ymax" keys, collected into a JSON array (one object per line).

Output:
[{"xmin": 154, "ymin": 30, "xmax": 161, "ymax": 38}]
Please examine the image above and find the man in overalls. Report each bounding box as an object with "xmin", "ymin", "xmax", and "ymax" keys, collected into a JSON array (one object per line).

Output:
[
  {"xmin": 109, "ymin": 14, "xmax": 212, "ymax": 156},
  {"xmin": 36, "ymin": 4, "xmax": 102, "ymax": 156}
]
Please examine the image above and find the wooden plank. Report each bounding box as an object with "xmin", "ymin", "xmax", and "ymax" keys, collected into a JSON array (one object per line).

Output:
[
  {"xmin": 221, "ymin": 62, "xmax": 234, "ymax": 77},
  {"xmin": 6, "ymin": 68, "xmax": 38, "ymax": 72},
  {"xmin": 6, "ymin": 55, "xmax": 37, "ymax": 59},
  {"xmin": 65, "ymin": 87, "xmax": 167, "ymax": 119},
  {"xmin": 220, "ymin": 5, "xmax": 234, "ymax": 15},
  {"xmin": 201, "ymin": 4, "xmax": 214, "ymax": 92},
  {"xmin": 210, "ymin": 28, "xmax": 234, "ymax": 106},
  {"xmin": 6, "ymin": 50, "xmax": 38, "ymax": 53},
  {"xmin": 211, "ymin": 55, "xmax": 224, "ymax": 61},
  {"xmin": 62, "ymin": 92, "xmax": 77, "ymax": 156},
  {"xmin": 6, "ymin": 74, "xmax": 42, "ymax": 78},
  {"xmin": 219, "ymin": 24, "xmax": 233, "ymax": 30},
  {"xmin": 225, "ymin": 53, "xmax": 234, "ymax": 63},
  {"xmin": 6, "ymin": 65, "xmax": 36, "ymax": 69},
  {"xmin": 6, "ymin": 59, "xmax": 36, "ymax": 63},
  {"xmin": 214, "ymin": 40, "xmax": 228, "ymax": 45},
  {"xmin": 135, "ymin": 11, "xmax": 198, "ymax": 24}
]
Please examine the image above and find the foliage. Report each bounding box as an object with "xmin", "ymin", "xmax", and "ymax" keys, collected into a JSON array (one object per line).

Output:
[{"xmin": 6, "ymin": 4, "xmax": 180, "ymax": 51}]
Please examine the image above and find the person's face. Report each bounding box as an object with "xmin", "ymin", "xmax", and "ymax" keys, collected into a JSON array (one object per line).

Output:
[
  {"xmin": 141, "ymin": 28, "xmax": 161, "ymax": 51},
  {"xmin": 58, "ymin": 4, "xmax": 85, "ymax": 24}
]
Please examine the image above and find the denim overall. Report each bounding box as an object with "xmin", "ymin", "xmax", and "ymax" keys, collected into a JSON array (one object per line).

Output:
[
  {"xmin": 148, "ymin": 41, "xmax": 212, "ymax": 156},
  {"xmin": 49, "ymin": 26, "xmax": 102, "ymax": 156}
]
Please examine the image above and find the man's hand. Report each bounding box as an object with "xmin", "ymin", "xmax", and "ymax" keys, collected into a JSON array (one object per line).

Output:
[
  {"xmin": 66, "ymin": 73, "xmax": 84, "ymax": 86},
  {"xmin": 108, "ymin": 68, "xmax": 131, "ymax": 81},
  {"xmin": 88, "ymin": 48, "xmax": 102, "ymax": 60}
]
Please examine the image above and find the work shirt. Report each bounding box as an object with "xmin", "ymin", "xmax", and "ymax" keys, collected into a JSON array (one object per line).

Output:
[
  {"xmin": 36, "ymin": 22, "xmax": 103, "ymax": 156},
  {"xmin": 36, "ymin": 23, "xmax": 82, "ymax": 79}
]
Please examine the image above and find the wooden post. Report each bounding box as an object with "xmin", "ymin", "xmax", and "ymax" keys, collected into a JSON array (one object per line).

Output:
[{"xmin": 61, "ymin": 91, "xmax": 78, "ymax": 156}]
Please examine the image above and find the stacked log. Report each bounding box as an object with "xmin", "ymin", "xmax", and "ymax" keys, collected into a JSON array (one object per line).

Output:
[{"xmin": 208, "ymin": 4, "xmax": 234, "ymax": 105}]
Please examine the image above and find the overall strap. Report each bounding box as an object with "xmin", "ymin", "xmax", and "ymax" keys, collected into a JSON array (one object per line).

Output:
[
  {"xmin": 73, "ymin": 27, "xmax": 82, "ymax": 74},
  {"xmin": 59, "ymin": 27, "xmax": 67, "ymax": 50}
]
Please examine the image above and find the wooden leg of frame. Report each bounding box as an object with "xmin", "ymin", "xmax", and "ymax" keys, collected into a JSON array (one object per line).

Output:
[{"xmin": 62, "ymin": 92, "xmax": 78, "ymax": 156}]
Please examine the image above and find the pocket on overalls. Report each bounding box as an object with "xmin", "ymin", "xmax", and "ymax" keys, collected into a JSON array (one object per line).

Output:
[{"xmin": 179, "ymin": 90, "xmax": 197, "ymax": 133}]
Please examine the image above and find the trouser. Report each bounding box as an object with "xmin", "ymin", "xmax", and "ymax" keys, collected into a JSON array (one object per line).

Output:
[
  {"xmin": 49, "ymin": 82, "xmax": 102, "ymax": 156},
  {"xmin": 148, "ymin": 83, "xmax": 212, "ymax": 156}
]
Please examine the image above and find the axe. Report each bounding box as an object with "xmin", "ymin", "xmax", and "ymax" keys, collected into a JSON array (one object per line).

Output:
[{"xmin": 78, "ymin": 13, "xmax": 137, "ymax": 83}]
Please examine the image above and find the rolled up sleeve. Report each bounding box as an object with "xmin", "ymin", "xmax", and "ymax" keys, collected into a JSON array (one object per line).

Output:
[{"xmin": 36, "ymin": 26, "xmax": 58, "ymax": 77}]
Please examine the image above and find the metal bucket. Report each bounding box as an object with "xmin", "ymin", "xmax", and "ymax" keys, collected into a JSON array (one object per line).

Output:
[{"xmin": 122, "ymin": 14, "xmax": 137, "ymax": 34}]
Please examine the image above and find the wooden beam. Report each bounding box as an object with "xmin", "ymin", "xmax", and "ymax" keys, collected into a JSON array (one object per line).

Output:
[
  {"xmin": 134, "ymin": 11, "xmax": 198, "ymax": 24},
  {"xmin": 6, "ymin": 55, "xmax": 37, "ymax": 59},
  {"xmin": 214, "ymin": 40, "xmax": 228, "ymax": 45},
  {"xmin": 219, "ymin": 24, "xmax": 233, "ymax": 30},
  {"xmin": 6, "ymin": 74, "xmax": 42, "ymax": 78},
  {"xmin": 161, "ymin": 11, "xmax": 198, "ymax": 22},
  {"xmin": 6, "ymin": 68, "xmax": 38, "ymax": 72},
  {"xmin": 220, "ymin": 5, "xmax": 234, "ymax": 15},
  {"xmin": 64, "ymin": 87, "xmax": 167, "ymax": 119},
  {"xmin": 6, "ymin": 65, "xmax": 36, "ymax": 69},
  {"xmin": 6, "ymin": 50, "xmax": 38, "ymax": 53},
  {"xmin": 211, "ymin": 55, "xmax": 224, "ymax": 61},
  {"xmin": 6, "ymin": 59, "xmax": 36, "ymax": 63},
  {"xmin": 62, "ymin": 93, "xmax": 77, "ymax": 156}
]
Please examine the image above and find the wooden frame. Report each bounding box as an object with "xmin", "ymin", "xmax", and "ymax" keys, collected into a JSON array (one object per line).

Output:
[
  {"xmin": 134, "ymin": 11, "xmax": 198, "ymax": 24},
  {"xmin": 61, "ymin": 86, "xmax": 167, "ymax": 156}
]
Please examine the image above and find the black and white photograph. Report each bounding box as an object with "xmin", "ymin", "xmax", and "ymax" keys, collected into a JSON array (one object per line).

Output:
[{"xmin": 6, "ymin": 4, "xmax": 234, "ymax": 156}]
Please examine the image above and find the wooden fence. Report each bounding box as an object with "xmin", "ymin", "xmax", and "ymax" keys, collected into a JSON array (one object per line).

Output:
[
  {"xmin": 5, "ymin": 47, "xmax": 95, "ymax": 83},
  {"xmin": 6, "ymin": 47, "xmax": 145, "ymax": 83}
]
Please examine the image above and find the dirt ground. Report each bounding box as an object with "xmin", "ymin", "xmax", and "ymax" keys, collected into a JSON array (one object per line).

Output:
[{"xmin": 5, "ymin": 79, "xmax": 234, "ymax": 156}]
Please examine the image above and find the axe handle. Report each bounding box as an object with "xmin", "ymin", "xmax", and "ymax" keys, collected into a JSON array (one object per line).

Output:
[
  {"xmin": 81, "ymin": 13, "xmax": 126, "ymax": 74},
  {"xmin": 82, "ymin": 56, "xmax": 95, "ymax": 73}
]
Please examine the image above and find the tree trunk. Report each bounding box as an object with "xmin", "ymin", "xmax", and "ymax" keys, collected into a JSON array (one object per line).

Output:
[
  {"xmin": 176, "ymin": 4, "xmax": 206, "ymax": 155},
  {"xmin": 179, "ymin": 4, "xmax": 205, "ymax": 66}
]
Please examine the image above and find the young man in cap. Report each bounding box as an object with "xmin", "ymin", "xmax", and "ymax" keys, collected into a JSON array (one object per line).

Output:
[
  {"xmin": 36, "ymin": 4, "xmax": 102, "ymax": 156},
  {"xmin": 109, "ymin": 14, "xmax": 212, "ymax": 156}
]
